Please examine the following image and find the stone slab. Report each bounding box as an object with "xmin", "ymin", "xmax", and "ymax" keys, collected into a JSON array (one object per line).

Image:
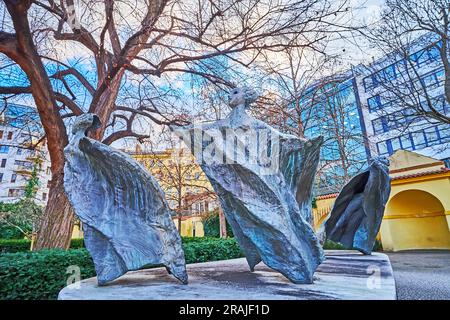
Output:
[{"xmin": 59, "ymin": 250, "xmax": 396, "ymax": 300}]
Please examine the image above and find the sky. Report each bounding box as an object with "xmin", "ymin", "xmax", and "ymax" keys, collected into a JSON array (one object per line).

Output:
[{"xmin": 0, "ymin": 0, "xmax": 388, "ymax": 150}]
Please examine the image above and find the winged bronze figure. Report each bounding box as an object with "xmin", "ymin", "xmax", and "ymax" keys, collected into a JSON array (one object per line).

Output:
[
  {"xmin": 324, "ymin": 157, "xmax": 391, "ymax": 254},
  {"xmin": 64, "ymin": 113, "xmax": 188, "ymax": 285}
]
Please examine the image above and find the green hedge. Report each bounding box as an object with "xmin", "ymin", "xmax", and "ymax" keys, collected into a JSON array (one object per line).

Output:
[
  {"xmin": 0, "ymin": 239, "xmax": 31, "ymax": 253},
  {"xmin": 182, "ymin": 238, "xmax": 243, "ymax": 263},
  {"xmin": 203, "ymin": 213, "xmax": 234, "ymax": 238},
  {"xmin": 0, "ymin": 249, "xmax": 95, "ymax": 300},
  {"xmin": 0, "ymin": 237, "xmax": 230, "ymax": 253},
  {"xmin": 0, "ymin": 238, "xmax": 85, "ymax": 253},
  {"xmin": 0, "ymin": 238, "xmax": 243, "ymax": 300}
]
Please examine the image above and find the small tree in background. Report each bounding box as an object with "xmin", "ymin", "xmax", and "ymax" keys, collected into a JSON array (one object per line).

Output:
[
  {"xmin": 0, "ymin": 159, "xmax": 43, "ymax": 240},
  {"xmin": 203, "ymin": 209, "xmax": 234, "ymax": 238},
  {"xmin": 0, "ymin": 200, "xmax": 44, "ymax": 240}
]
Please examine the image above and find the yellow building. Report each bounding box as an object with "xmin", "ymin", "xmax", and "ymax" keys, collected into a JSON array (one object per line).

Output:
[
  {"xmin": 131, "ymin": 147, "xmax": 218, "ymax": 237},
  {"xmin": 314, "ymin": 150, "xmax": 450, "ymax": 251}
]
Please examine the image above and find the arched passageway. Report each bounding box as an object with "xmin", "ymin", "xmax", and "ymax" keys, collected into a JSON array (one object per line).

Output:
[{"xmin": 382, "ymin": 190, "xmax": 450, "ymax": 251}]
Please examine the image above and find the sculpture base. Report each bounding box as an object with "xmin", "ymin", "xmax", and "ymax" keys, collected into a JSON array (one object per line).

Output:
[{"xmin": 59, "ymin": 250, "xmax": 396, "ymax": 300}]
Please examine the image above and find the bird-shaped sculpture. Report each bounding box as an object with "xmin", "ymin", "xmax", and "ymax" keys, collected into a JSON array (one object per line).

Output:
[
  {"xmin": 64, "ymin": 113, "xmax": 188, "ymax": 285},
  {"xmin": 173, "ymin": 87, "xmax": 324, "ymax": 284},
  {"xmin": 324, "ymin": 157, "xmax": 391, "ymax": 254}
]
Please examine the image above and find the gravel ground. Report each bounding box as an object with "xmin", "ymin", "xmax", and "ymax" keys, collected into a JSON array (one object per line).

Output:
[{"xmin": 386, "ymin": 250, "xmax": 450, "ymax": 300}]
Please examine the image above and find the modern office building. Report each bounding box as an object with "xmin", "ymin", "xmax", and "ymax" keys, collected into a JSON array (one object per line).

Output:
[
  {"xmin": 0, "ymin": 103, "xmax": 51, "ymax": 205},
  {"xmin": 299, "ymin": 75, "xmax": 370, "ymax": 194},
  {"xmin": 354, "ymin": 36, "xmax": 450, "ymax": 166}
]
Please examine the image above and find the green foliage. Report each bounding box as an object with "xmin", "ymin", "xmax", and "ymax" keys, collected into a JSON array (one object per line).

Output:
[
  {"xmin": 373, "ymin": 239, "xmax": 383, "ymax": 252},
  {"xmin": 0, "ymin": 249, "xmax": 95, "ymax": 300},
  {"xmin": 311, "ymin": 197, "xmax": 317, "ymax": 209},
  {"xmin": 323, "ymin": 239, "xmax": 384, "ymax": 252},
  {"xmin": 0, "ymin": 239, "xmax": 31, "ymax": 253},
  {"xmin": 24, "ymin": 160, "xmax": 40, "ymax": 199},
  {"xmin": 0, "ymin": 200, "xmax": 44, "ymax": 239},
  {"xmin": 322, "ymin": 240, "xmax": 347, "ymax": 250},
  {"xmin": 202, "ymin": 212, "xmax": 234, "ymax": 238},
  {"xmin": 0, "ymin": 238, "xmax": 85, "ymax": 253},
  {"xmin": 0, "ymin": 225, "xmax": 24, "ymax": 240},
  {"xmin": 69, "ymin": 238, "xmax": 85, "ymax": 249},
  {"xmin": 0, "ymin": 238, "xmax": 243, "ymax": 300},
  {"xmin": 182, "ymin": 238, "xmax": 243, "ymax": 263}
]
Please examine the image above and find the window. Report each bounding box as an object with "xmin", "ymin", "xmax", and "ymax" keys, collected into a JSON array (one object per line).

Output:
[
  {"xmin": 0, "ymin": 130, "xmax": 3, "ymax": 139},
  {"xmin": 0, "ymin": 173, "xmax": 3, "ymax": 182},
  {"xmin": 363, "ymin": 75, "xmax": 378, "ymax": 91},
  {"xmin": 377, "ymin": 141, "xmax": 389, "ymax": 155},
  {"xmin": 400, "ymin": 134, "xmax": 413, "ymax": 150},
  {"xmin": 42, "ymin": 193, "xmax": 47, "ymax": 201},
  {"xmin": 428, "ymin": 43, "xmax": 441, "ymax": 61},
  {"xmin": 16, "ymin": 148, "xmax": 22, "ymax": 155},
  {"xmin": 437, "ymin": 124, "xmax": 450, "ymax": 143},
  {"xmin": 412, "ymin": 49, "xmax": 429, "ymax": 67},
  {"xmin": 424, "ymin": 127, "xmax": 439, "ymax": 146},
  {"xmin": 1, "ymin": 159, "xmax": 6, "ymax": 168},
  {"xmin": 7, "ymin": 132, "xmax": 13, "ymax": 140},
  {"xmin": 411, "ymin": 131, "xmax": 426, "ymax": 147},
  {"xmin": 421, "ymin": 72, "xmax": 439, "ymax": 88},
  {"xmin": 367, "ymin": 95, "xmax": 382, "ymax": 112},
  {"xmin": 46, "ymin": 167, "xmax": 51, "ymax": 175},
  {"xmin": 10, "ymin": 174, "xmax": 17, "ymax": 183},
  {"xmin": 383, "ymin": 64, "xmax": 397, "ymax": 81},
  {"xmin": 372, "ymin": 118, "xmax": 385, "ymax": 134},
  {"xmin": 391, "ymin": 138, "xmax": 401, "ymax": 152},
  {"xmin": 8, "ymin": 189, "xmax": 24, "ymax": 198},
  {"xmin": 0, "ymin": 145, "xmax": 9, "ymax": 154},
  {"xmin": 14, "ymin": 160, "xmax": 32, "ymax": 169}
]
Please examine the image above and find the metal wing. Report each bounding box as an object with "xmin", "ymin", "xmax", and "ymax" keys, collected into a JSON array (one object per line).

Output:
[{"xmin": 64, "ymin": 136, "xmax": 187, "ymax": 285}]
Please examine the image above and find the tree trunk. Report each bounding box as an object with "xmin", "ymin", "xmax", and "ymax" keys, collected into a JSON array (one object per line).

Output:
[
  {"xmin": 178, "ymin": 211, "xmax": 182, "ymax": 235},
  {"xmin": 1, "ymin": 0, "xmax": 72, "ymax": 249},
  {"xmin": 218, "ymin": 207, "xmax": 227, "ymax": 238},
  {"xmin": 34, "ymin": 170, "xmax": 74, "ymax": 249}
]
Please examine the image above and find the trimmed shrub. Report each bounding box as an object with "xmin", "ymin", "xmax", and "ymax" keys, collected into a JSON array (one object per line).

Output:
[
  {"xmin": 182, "ymin": 238, "xmax": 243, "ymax": 263},
  {"xmin": 203, "ymin": 213, "xmax": 234, "ymax": 238},
  {"xmin": 322, "ymin": 239, "xmax": 383, "ymax": 252},
  {"xmin": 0, "ymin": 224, "xmax": 24, "ymax": 240},
  {"xmin": 322, "ymin": 240, "xmax": 347, "ymax": 250},
  {"xmin": 0, "ymin": 249, "xmax": 95, "ymax": 300},
  {"xmin": 0, "ymin": 238, "xmax": 243, "ymax": 300},
  {"xmin": 0, "ymin": 237, "xmax": 221, "ymax": 253},
  {"xmin": 0, "ymin": 239, "xmax": 31, "ymax": 253},
  {"xmin": 0, "ymin": 238, "xmax": 85, "ymax": 253},
  {"xmin": 69, "ymin": 238, "xmax": 85, "ymax": 249}
]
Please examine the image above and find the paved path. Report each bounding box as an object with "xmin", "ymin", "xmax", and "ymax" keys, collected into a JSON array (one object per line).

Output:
[
  {"xmin": 386, "ymin": 250, "xmax": 450, "ymax": 300},
  {"xmin": 59, "ymin": 251, "xmax": 396, "ymax": 300}
]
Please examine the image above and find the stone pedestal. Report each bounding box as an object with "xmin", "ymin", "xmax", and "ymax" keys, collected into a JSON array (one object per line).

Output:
[{"xmin": 59, "ymin": 250, "xmax": 396, "ymax": 300}]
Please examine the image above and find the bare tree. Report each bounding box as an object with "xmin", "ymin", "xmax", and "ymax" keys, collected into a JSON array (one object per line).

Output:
[
  {"xmin": 311, "ymin": 78, "xmax": 367, "ymax": 192},
  {"xmin": 254, "ymin": 47, "xmax": 339, "ymax": 137},
  {"xmin": 136, "ymin": 146, "xmax": 216, "ymax": 233},
  {"xmin": 363, "ymin": 0, "xmax": 450, "ymax": 125},
  {"xmin": 0, "ymin": 0, "xmax": 353, "ymax": 248},
  {"xmin": 252, "ymin": 44, "xmax": 366, "ymax": 192}
]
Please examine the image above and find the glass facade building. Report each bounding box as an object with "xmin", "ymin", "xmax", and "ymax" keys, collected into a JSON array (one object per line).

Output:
[
  {"xmin": 355, "ymin": 38, "xmax": 450, "ymax": 166},
  {"xmin": 299, "ymin": 77, "xmax": 370, "ymax": 194}
]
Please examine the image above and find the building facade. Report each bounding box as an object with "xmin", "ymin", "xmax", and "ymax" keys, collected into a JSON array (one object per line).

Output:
[
  {"xmin": 131, "ymin": 147, "xmax": 220, "ymax": 237},
  {"xmin": 0, "ymin": 103, "xmax": 51, "ymax": 205},
  {"xmin": 299, "ymin": 75, "xmax": 370, "ymax": 195},
  {"xmin": 354, "ymin": 38, "xmax": 450, "ymax": 165},
  {"xmin": 313, "ymin": 150, "xmax": 450, "ymax": 251}
]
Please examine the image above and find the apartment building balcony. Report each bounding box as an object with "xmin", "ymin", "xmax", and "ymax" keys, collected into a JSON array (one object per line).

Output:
[{"xmin": 13, "ymin": 163, "xmax": 34, "ymax": 176}]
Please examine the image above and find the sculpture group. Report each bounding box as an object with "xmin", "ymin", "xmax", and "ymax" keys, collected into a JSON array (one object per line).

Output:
[{"xmin": 64, "ymin": 87, "xmax": 391, "ymax": 286}]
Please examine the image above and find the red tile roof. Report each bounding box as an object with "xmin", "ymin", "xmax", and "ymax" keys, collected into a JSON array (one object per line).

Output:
[
  {"xmin": 316, "ymin": 193, "xmax": 339, "ymax": 200},
  {"xmin": 391, "ymin": 167, "xmax": 450, "ymax": 181}
]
